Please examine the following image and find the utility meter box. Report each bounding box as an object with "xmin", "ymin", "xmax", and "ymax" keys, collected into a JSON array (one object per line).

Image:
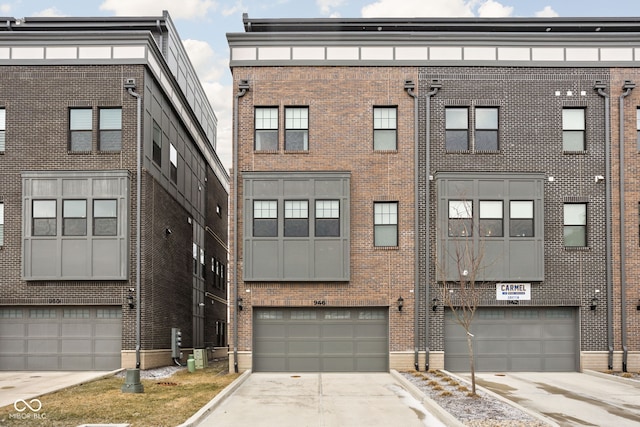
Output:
[{"xmin": 193, "ymin": 348, "xmax": 207, "ymax": 369}]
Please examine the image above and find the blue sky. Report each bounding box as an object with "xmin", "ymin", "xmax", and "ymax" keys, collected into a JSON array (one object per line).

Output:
[{"xmin": 3, "ymin": 0, "xmax": 640, "ymax": 169}]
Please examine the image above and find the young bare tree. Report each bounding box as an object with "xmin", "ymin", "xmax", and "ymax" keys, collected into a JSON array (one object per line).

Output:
[{"xmin": 436, "ymin": 198, "xmax": 494, "ymax": 396}]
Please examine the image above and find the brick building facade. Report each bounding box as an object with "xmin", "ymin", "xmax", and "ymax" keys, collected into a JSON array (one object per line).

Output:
[
  {"xmin": 0, "ymin": 12, "xmax": 229, "ymax": 371},
  {"xmin": 228, "ymin": 15, "xmax": 640, "ymax": 373}
]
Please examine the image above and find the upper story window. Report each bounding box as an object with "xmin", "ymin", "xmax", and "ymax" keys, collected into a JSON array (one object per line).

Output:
[
  {"xmin": 448, "ymin": 200, "xmax": 472, "ymax": 237},
  {"xmin": 564, "ymin": 203, "xmax": 587, "ymax": 247},
  {"xmin": 374, "ymin": 202, "xmax": 398, "ymax": 247},
  {"xmin": 475, "ymin": 107, "xmax": 499, "ymax": 151},
  {"xmin": 99, "ymin": 108, "xmax": 122, "ymax": 152},
  {"xmin": 284, "ymin": 200, "xmax": 309, "ymax": 237},
  {"xmin": 170, "ymin": 143, "xmax": 178, "ymax": 184},
  {"xmin": 93, "ymin": 199, "xmax": 117, "ymax": 236},
  {"xmin": 374, "ymin": 107, "xmax": 397, "ymax": 150},
  {"xmin": 255, "ymin": 107, "xmax": 278, "ymax": 151},
  {"xmin": 445, "ymin": 107, "xmax": 469, "ymax": 151},
  {"xmin": 0, "ymin": 202, "xmax": 4, "ymax": 246},
  {"xmin": 62, "ymin": 200, "xmax": 87, "ymax": 236},
  {"xmin": 285, "ymin": 107, "xmax": 308, "ymax": 151},
  {"xmin": 0, "ymin": 108, "xmax": 5, "ymax": 153},
  {"xmin": 253, "ymin": 200, "xmax": 278, "ymax": 237},
  {"xmin": 479, "ymin": 200, "xmax": 503, "ymax": 237},
  {"xmin": 315, "ymin": 200, "xmax": 340, "ymax": 237},
  {"xmin": 69, "ymin": 108, "xmax": 93, "ymax": 152},
  {"xmin": 152, "ymin": 121, "xmax": 162, "ymax": 166},
  {"xmin": 510, "ymin": 201, "xmax": 534, "ymax": 237},
  {"xmin": 636, "ymin": 108, "xmax": 640, "ymax": 151},
  {"xmin": 32, "ymin": 200, "xmax": 57, "ymax": 236},
  {"xmin": 562, "ymin": 108, "xmax": 585, "ymax": 151}
]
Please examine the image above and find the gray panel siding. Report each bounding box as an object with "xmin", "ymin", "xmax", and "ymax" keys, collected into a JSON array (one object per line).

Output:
[
  {"xmin": 253, "ymin": 308, "xmax": 388, "ymax": 372},
  {"xmin": 444, "ymin": 307, "xmax": 577, "ymax": 372}
]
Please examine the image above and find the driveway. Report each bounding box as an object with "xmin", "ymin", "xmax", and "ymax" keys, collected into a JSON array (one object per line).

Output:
[
  {"xmin": 469, "ymin": 371, "xmax": 640, "ymax": 427},
  {"xmin": 195, "ymin": 372, "xmax": 447, "ymax": 427}
]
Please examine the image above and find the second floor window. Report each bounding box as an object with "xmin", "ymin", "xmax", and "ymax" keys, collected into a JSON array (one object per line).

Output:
[
  {"xmin": 285, "ymin": 107, "xmax": 308, "ymax": 151},
  {"xmin": 32, "ymin": 200, "xmax": 57, "ymax": 236},
  {"xmin": 448, "ymin": 200, "xmax": 472, "ymax": 237},
  {"xmin": 93, "ymin": 199, "xmax": 117, "ymax": 236},
  {"xmin": 374, "ymin": 202, "xmax": 398, "ymax": 247},
  {"xmin": 253, "ymin": 200, "xmax": 278, "ymax": 237},
  {"xmin": 374, "ymin": 107, "xmax": 397, "ymax": 150},
  {"xmin": 564, "ymin": 203, "xmax": 587, "ymax": 247},
  {"xmin": 284, "ymin": 200, "xmax": 308, "ymax": 237},
  {"xmin": 479, "ymin": 200, "xmax": 503, "ymax": 237},
  {"xmin": 510, "ymin": 201, "xmax": 534, "ymax": 237},
  {"xmin": 255, "ymin": 107, "xmax": 278, "ymax": 151},
  {"xmin": 475, "ymin": 107, "xmax": 499, "ymax": 151},
  {"xmin": 170, "ymin": 144, "xmax": 178, "ymax": 184},
  {"xmin": 69, "ymin": 108, "xmax": 92, "ymax": 151},
  {"xmin": 446, "ymin": 107, "xmax": 469, "ymax": 151},
  {"xmin": 0, "ymin": 202, "xmax": 4, "ymax": 246},
  {"xmin": 63, "ymin": 200, "xmax": 87, "ymax": 236},
  {"xmin": 315, "ymin": 200, "xmax": 340, "ymax": 237},
  {"xmin": 562, "ymin": 108, "xmax": 585, "ymax": 151},
  {"xmin": 0, "ymin": 108, "xmax": 5, "ymax": 153},
  {"xmin": 99, "ymin": 108, "xmax": 122, "ymax": 152},
  {"xmin": 152, "ymin": 121, "xmax": 162, "ymax": 166}
]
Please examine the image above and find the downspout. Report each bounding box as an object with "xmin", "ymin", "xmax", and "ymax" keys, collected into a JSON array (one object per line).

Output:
[
  {"xmin": 404, "ymin": 80, "xmax": 419, "ymax": 371},
  {"xmin": 594, "ymin": 81, "xmax": 613, "ymax": 370},
  {"xmin": 126, "ymin": 83, "xmax": 142, "ymax": 370},
  {"xmin": 425, "ymin": 79, "xmax": 442, "ymax": 371},
  {"xmin": 233, "ymin": 80, "xmax": 249, "ymax": 373},
  {"xmin": 619, "ymin": 80, "xmax": 635, "ymax": 372}
]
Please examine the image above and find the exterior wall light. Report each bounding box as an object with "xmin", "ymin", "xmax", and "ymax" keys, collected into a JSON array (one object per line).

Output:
[
  {"xmin": 590, "ymin": 296, "xmax": 598, "ymax": 311},
  {"xmin": 238, "ymin": 297, "xmax": 243, "ymax": 311},
  {"xmin": 397, "ymin": 296, "xmax": 404, "ymax": 311},
  {"xmin": 127, "ymin": 293, "xmax": 135, "ymax": 309},
  {"xmin": 432, "ymin": 298, "xmax": 439, "ymax": 311}
]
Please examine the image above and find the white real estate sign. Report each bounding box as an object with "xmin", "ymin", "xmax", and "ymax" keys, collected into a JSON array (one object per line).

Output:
[{"xmin": 496, "ymin": 283, "xmax": 531, "ymax": 301}]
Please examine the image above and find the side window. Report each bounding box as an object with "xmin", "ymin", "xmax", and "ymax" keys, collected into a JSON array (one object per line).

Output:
[
  {"xmin": 284, "ymin": 200, "xmax": 309, "ymax": 237},
  {"xmin": 99, "ymin": 108, "xmax": 122, "ymax": 152},
  {"xmin": 637, "ymin": 108, "xmax": 640, "ymax": 151},
  {"xmin": 93, "ymin": 199, "xmax": 117, "ymax": 236},
  {"xmin": 373, "ymin": 107, "xmax": 397, "ymax": 150},
  {"xmin": 475, "ymin": 107, "xmax": 499, "ymax": 151},
  {"xmin": 315, "ymin": 200, "xmax": 340, "ymax": 237},
  {"xmin": 374, "ymin": 202, "xmax": 398, "ymax": 247},
  {"xmin": 562, "ymin": 108, "xmax": 585, "ymax": 151},
  {"xmin": 0, "ymin": 108, "xmax": 5, "ymax": 153},
  {"xmin": 285, "ymin": 107, "xmax": 309, "ymax": 151},
  {"xmin": 69, "ymin": 108, "xmax": 93, "ymax": 152},
  {"xmin": 564, "ymin": 203, "xmax": 587, "ymax": 247},
  {"xmin": 448, "ymin": 200, "xmax": 472, "ymax": 237},
  {"xmin": 152, "ymin": 121, "xmax": 162, "ymax": 166},
  {"xmin": 255, "ymin": 107, "xmax": 278, "ymax": 151},
  {"xmin": 62, "ymin": 200, "xmax": 87, "ymax": 236},
  {"xmin": 170, "ymin": 143, "xmax": 178, "ymax": 184},
  {"xmin": 253, "ymin": 200, "xmax": 277, "ymax": 237},
  {"xmin": 510, "ymin": 201, "xmax": 534, "ymax": 237},
  {"xmin": 445, "ymin": 107, "xmax": 469, "ymax": 151},
  {"xmin": 0, "ymin": 202, "xmax": 4, "ymax": 246},
  {"xmin": 479, "ymin": 200, "xmax": 503, "ymax": 237},
  {"xmin": 33, "ymin": 200, "xmax": 57, "ymax": 236}
]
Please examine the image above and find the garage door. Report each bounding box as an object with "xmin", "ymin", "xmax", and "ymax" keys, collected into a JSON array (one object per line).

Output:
[
  {"xmin": 0, "ymin": 306, "xmax": 122, "ymax": 371},
  {"xmin": 445, "ymin": 307, "xmax": 577, "ymax": 372},
  {"xmin": 253, "ymin": 307, "xmax": 388, "ymax": 372}
]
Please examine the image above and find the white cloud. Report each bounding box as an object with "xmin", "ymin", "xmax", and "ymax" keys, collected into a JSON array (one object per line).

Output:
[
  {"xmin": 31, "ymin": 7, "xmax": 67, "ymax": 17},
  {"xmin": 317, "ymin": 0, "xmax": 345, "ymax": 16},
  {"xmin": 477, "ymin": 0, "xmax": 513, "ymax": 17},
  {"xmin": 535, "ymin": 6, "xmax": 559, "ymax": 17},
  {"xmin": 362, "ymin": 0, "xmax": 475, "ymax": 17},
  {"xmin": 0, "ymin": 3, "xmax": 11, "ymax": 14},
  {"xmin": 99, "ymin": 0, "xmax": 217, "ymax": 20}
]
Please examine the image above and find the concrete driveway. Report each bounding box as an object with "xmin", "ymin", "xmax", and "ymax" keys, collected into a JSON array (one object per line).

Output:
[
  {"xmin": 195, "ymin": 372, "xmax": 447, "ymax": 427},
  {"xmin": 468, "ymin": 371, "xmax": 640, "ymax": 427}
]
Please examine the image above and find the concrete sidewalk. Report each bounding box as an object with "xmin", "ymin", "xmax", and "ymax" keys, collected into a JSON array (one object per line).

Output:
[
  {"xmin": 469, "ymin": 371, "xmax": 640, "ymax": 427},
  {"xmin": 0, "ymin": 370, "xmax": 116, "ymax": 409}
]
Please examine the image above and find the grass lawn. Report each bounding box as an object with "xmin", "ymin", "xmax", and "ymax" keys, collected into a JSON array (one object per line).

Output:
[{"xmin": 0, "ymin": 360, "xmax": 239, "ymax": 427}]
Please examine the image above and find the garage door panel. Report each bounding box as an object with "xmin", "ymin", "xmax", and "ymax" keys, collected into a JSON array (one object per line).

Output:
[
  {"xmin": 511, "ymin": 357, "xmax": 542, "ymax": 371},
  {"xmin": 289, "ymin": 341, "xmax": 320, "ymax": 354},
  {"xmin": 61, "ymin": 339, "xmax": 92, "ymax": 353},
  {"xmin": 28, "ymin": 356, "xmax": 58, "ymax": 370},
  {"xmin": 95, "ymin": 323, "xmax": 120, "ymax": 336},
  {"xmin": 357, "ymin": 340, "xmax": 387, "ymax": 353},
  {"xmin": 323, "ymin": 324, "xmax": 354, "ymax": 338},
  {"xmin": 62, "ymin": 323, "xmax": 92, "ymax": 336},
  {"xmin": 289, "ymin": 324, "xmax": 320, "ymax": 337},
  {"xmin": 323, "ymin": 341, "xmax": 354, "ymax": 354},
  {"xmin": 510, "ymin": 340, "xmax": 542, "ymax": 354},
  {"xmin": 0, "ymin": 356, "xmax": 24, "ymax": 370},
  {"xmin": 544, "ymin": 340, "xmax": 574, "ymax": 354},
  {"xmin": 476, "ymin": 356, "xmax": 509, "ymax": 371},
  {"xmin": 1, "ymin": 339, "xmax": 25, "ymax": 352},
  {"xmin": 289, "ymin": 357, "xmax": 321, "ymax": 372},
  {"xmin": 543, "ymin": 324, "xmax": 574, "ymax": 338},
  {"xmin": 356, "ymin": 357, "xmax": 387, "ymax": 372},
  {"xmin": 476, "ymin": 340, "xmax": 508, "ymax": 353},
  {"xmin": 28, "ymin": 339, "xmax": 58, "ymax": 353},
  {"xmin": 61, "ymin": 356, "xmax": 93, "ymax": 370},
  {"xmin": 323, "ymin": 357, "xmax": 354, "ymax": 372},
  {"xmin": 0, "ymin": 324, "xmax": 24, "ymax": 336},
  {"xmin": 474, "ymin": 324, "xmax": 508, "ymax": 337},
  {"xmin": 510, "ymin": 324, "xmax": 542, "ymax": 338},
  {"xmin": 95, "ymin": 339, "xmax": 121, "ymax": 353},
  {"xmin": 29, "ymin": 323, "xmax": 58, "ymax": 335},
  {"xmin": 356, "ymin": 324, "xmax": 386, "ymax": 337}
]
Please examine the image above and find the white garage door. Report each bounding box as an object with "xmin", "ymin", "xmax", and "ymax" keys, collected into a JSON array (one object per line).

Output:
[
  {"xmin": 445, "ymin": 307, "xmax": 577, "ymax": 372},
  {"xmin": 0, "ymin": 306, "xmax": 122, "ymax": 371}
]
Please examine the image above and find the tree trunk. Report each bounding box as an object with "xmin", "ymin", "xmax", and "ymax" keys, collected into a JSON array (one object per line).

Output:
[{"xmin": 467, "ymin": 332, "xmax": 476, "ymax": 395}]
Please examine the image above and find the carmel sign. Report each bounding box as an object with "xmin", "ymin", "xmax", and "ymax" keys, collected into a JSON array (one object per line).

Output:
[{"xmin": 496, "ymin": 283, "xmax": 531, "ymax": 301}]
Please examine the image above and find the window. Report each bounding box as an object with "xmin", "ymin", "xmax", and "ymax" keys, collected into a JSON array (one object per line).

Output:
[
  {"xmin": 152, "ymin": 121, "xmax": 162, "ymax": 166},
  {"xmin": 216, "ymin": 204, "xmax": 222, "ymax": 217},
  {"xmin": 255, "ymin": 107, "xmax": 278, "ymax": 151},
  {"xmin": 446, "ymin": 107, "xmax": 469, "ymax": 151},
  {"xmin": 479, "ymin": 200, "xmax": 503, "ymax": 237},
  {"xmin": 284, "ymin": 200, "xmax": 308, "ymax": 237},
  {"xmin": 475, "ymin": 108, "xmax": 499, "ymax": 151},
  {"xmin": 99, "ymin": 108, "xmax": 122, "ymax": 151},
  {"xmin": 93, "ymin": 199, "xmax": 117, "ymax": 236},
  {"xmin": 563, "ymin": 108, "xmax": 585, "ymax": 151},
  {"xmin": 285, "ymin": 107, "xmax": 308, "ymax": 151},
  {"xmin": 510, "ymin": 201, "xmax": 534, "ymax": 237},
  {"xmin": 637, "ymin": 109, "xmax": 640, "ymax": 151},
  {"xmin": 63, "ymin": 200, "xmax": 87, "ymax": 236},
  {"xmin": 315, "ymin": 200, "xmax": 340, "ymax": 237},
  {"xmin": 170, "ymin": 143, "xmax": 178, "ymax": 184},
  {"xmin": 193, "ymin": 243, "xmax": 198, "ymax": 275},
  {"xmin": 0, "ymin": 108, "xmax": 5, "ymax": 153},
  {"xmin": 374, "ymin": 107, "xmax": 397, "ymax": 150},
  {"xmin": 253, "ymin": 200, "xmax": 277, "ymax": 237},
  {"xmin": 448, "ymin": 200, "xmax": 472, "ymax": 237},
  {"xmin": 200, "ymin": 248, "xmax": 205, "ymax": 279},
  {"xmin": 33, "ymin": 200, "xmax": 57, "ymax": 236},
  {"xmin": 374, "ymin": 202, "xmax": 398, "ymax": 246},
  {"xmin": 69, "ymin": 108, "xmax": 92, "ymax": 151},
  {"xmin": 564, "ymin": 203, "xmax": 587, "ymax": 247},
  {"xmin": 0, "ymin": 202, "xmax": 3, "ymax": 245}
]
